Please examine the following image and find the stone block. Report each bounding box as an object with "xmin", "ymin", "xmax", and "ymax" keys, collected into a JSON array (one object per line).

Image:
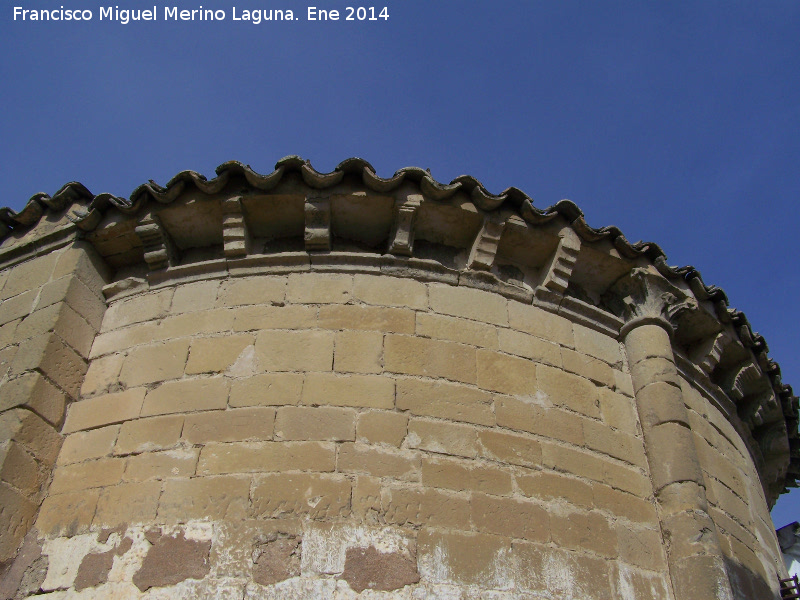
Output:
[
  {"xmin": 551, "ymin": 509, "xmax": 617, "ymax": 557},
  {"xmin": 472, "ymin": 492, "xmax": 550, "ymax": 542},
  {"xmin": 140, "ymin": 376, "xmax": 230, "ymax": 417},
  {"xmin": 63, "ymin": 387, "xmax": 147, "ymax": 433},
  {"xmin": 89, "ymin": 321, "xmax": 160, "ymax": 359},
  {"xmin": 0, "ymin": 408, "xmax": 62, "ymax": 466},
  {"xmin": 498, "ymin": 328, "xmax": 562, "ymax": 367},
  {"xmin": 476, "ymin": 349, "xmax": 537, "ymax": 397},
  {"xmin": 635, "ymin": 381, "xmax": 688, "ymax": 428},
  {"xmin": 301, "ymin": 373, "xmax": 395, "ymax": 409},
  {"xmin": 184, "ymin": 407, "xmax": 276, "ymax": 444},
  {"xmin": 11, "ymin": 333, "xmax": 86, "ymax": 400},
  {"xmin": 592, "ymin": 484, "xmax": 658, "ymax": 524},
  {"xmin": 274, "ymin": 406, "xmax": 355, "ymax": 441},
  {"xmin": 613, "ymin": 369, "xmax": 635, "ymax": 397},
  {"xmin": 422, "ymin": 456, "xmax": 513, "ymax": 496},
  {"xmin": 381, "ymin": 485, "xmax": 470, "ymax": 529},
  {"xmin": 229, "ymin": 373, "xmax": 304, "ymax": 407},
  {"xmin": 35, "ymin": 488, "xmax": 100, "ymax": 538},
  {"xmin": 645, "ymin": 422, "xmax": 704, "ymax": 492},
  {"xmin": 93, "ymin": 480, "xmax": 162, "ymax": 526},
  {"xmin": 318, "ymin": 305, "xmax": 415, "ymax": 333},
  {"xmin": 158, "ymin": 308, "xmax": 236, "ymax": 339},
  {"xmin": 58, "ymin": 425, "xmax": 120, "ymax": 465},
  {"xmin": 286, "ymin": 273, "xmax": 352, "ymax": 304},
  {"xmin": 514, "ymin": 542, "xmax": 612, "ymax": 599},
  {"xmin": 0, "ymin": 482, "xmax": 37, "ymax": 562},
  {"xmin": 48, "ymin": 456, "xmax": 126, "ymax": 494},
  {"xmin": 537, "ymin": 363, "xmax": 600, "ymax": 418},
  {"xmin": 233, "ymin": 304, "xmax": 317, "ymax": 331},
  {"xmin": 616, "ymin": 524, "xmax": 666, "ymax": 570},
  {"xmin": 52, "ymin": 243, "xmax": 110, "ymax": 296},
  {"xmin": 561, "ymin": 348, "xmax": 614, "ymax": 387},
  {"xmin": 0, "ymin": 253, "xmax": 58, "ymax": 301},
  {"xmin": 115, "ymin": 414, "xmax": 184, "ymax": 455},
  {"xmin": 37, "ymin": 275, "xmax": 105, "ymax": 331},
  {"xmin": 516, "ymin": 470, "xmax": 593, "ymax": 508},
  {"xmin": 428, "ymin": 283, "xmax": 508, "ymax": 326},
  {"xmin": 573, "ymin": 323, "xmax": 623, "ymax": 367},
  {"xmin": 0, "ymin": 440, "xmax": 43, "ymax": 499},
  {"xmin": 80, "ymin": 353, "xmax": 125, "ymax": 397},
  {"xmin": 386, "ymin": 335, "xmax": 476, "ymax": 384},
  {"xmin": 417, "ymin": 529, "xmax": 511, "ymax": 588},
  {"xmin": 611, "ymin": 564, "xmax": 672, "ymax": 600},
  {"xmin": 416, "ymin": 312, "xmax": 498, "ymax": 349},
  {"xmin": 334, "ymin": 330, "xmax": 382, "ymax": 374},
  {"xmin": 0, "ymin": 289, "xmax": 36, "ymax": 327},
  {"xmin": 170, "ymin": 280, "xmax": 219, "ymax": 313},
  {"xmin": 251, "ymin": 473, "xmax": 351, "ymax": 519},
  {"xmin": 217, "ymin": 276, "xmax": 287, "ymax": 307},
  {"xmin": 598, "ymin": 388, "xmax": 640, "ymax": 435},
  {"xmin": 583, "ymin": 419, "xmax": 647, "ymax": 468},
  {"xmin": 495, "ymin": 396, "xmax": 585, "ymax": 446},
  {"xmin": 397, "ymin": 378, "xmax": 494, "ymax": 426},
  {"xmin": 353, "ymin": 274, "xmax": 427, "ymax": 309},
  {"xmin": 630, "ymin": 357, "xmax": 682, "ymax": 394},
  {"xmin": 508, "ymin": 301, "xmax": 574, "ymax": 347},
  {"xmin": 197, "ymin": 441, "xmax": 336, "ymax": 474},
  {"xmin": 352, "ymin": 475, "xmax": 382, "ymax": 521},
  {"xmin": 338, "ymin": 442, "xmax": 420, "ymax": 480},
  {"xmin": 255, "ymin": 329, "xmax": 334, "ymax": 372},
  {"xmin": 602, "ymin": 460, "xmax": 652, "ymax": 498},
  {"xmin": 124, "ymin": 448, "xmax": 199, "ymax": 482},
  {"xmin": 670, "ymin": 554, "xmax": 733, "ymax": 600},
  {"xmin": 407, "ymin": 418, "xmax": 480, "ymax": 458},
  {"xmin": 356, "ymin": 410, "xmax": 408, "ymax": 447},
  {"xmin": 158, "ymin": 475, "xmax": 250, "ymax": 522},
  {"xmin": 16, "ymin": 303, "xmax": 93, "ymax": 358},
  {"xmin": 479, "ymin": 429, "xmax": 542, "ymax": 468},
  {"xmin": 118, "ymin": 338, "xmax": 190, "ymax": 388},
  {"xmin": 0, "ymin": 371, "xmax": 66, "ymax": 426},
  {"xmin": 0, "ymin": 319, "xmax": 18, "ymax": 348},
  {"xmin": 101, "ymin": 288, "xmax": 173, "ymax": 332},
  {"xmin": 185, "ymin": 334, "xmax": 255, "ymax": 374},
  {"xmin": 624, "ymin": 323, "xmax": 673, "ymax": 365}
]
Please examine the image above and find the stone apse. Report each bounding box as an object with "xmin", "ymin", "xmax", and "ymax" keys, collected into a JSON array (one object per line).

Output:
[{"xmin": 0, "ymin": 156, "xmax": 797, "ymax": 599}]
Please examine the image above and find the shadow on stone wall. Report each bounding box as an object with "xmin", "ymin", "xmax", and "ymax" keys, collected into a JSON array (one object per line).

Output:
[{"xmin": 725, "ymin": 556, "xmax": 779, "ymax": 600}]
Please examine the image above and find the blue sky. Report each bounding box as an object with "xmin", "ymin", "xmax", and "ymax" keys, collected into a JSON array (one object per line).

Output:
[{"xmin": 2, "ymin": 2, "xmax": 799, "ymax": 525}]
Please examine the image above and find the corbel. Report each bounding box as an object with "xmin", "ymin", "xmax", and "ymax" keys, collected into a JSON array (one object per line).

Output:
[
  {"xmin": 222, "ymin": 196, "xmax": 252, "ymax": 258},
  {"xmin": 538, "ymin": 227, "xmax": 581, "ymax": 295},
  {"xmin": 134, "ymin": 213, "xmax": 177, "ymax": 270},
  {"xmin": 304, "ymin": 192, "xmax": 331, "ymax": 251},
  {"xmin": 387, "ymin": 193, "xmax": 422, "ymax": 256},
  {"xmin": 467, "ymin": 213, "xmax": 506, "ymax": 271}
]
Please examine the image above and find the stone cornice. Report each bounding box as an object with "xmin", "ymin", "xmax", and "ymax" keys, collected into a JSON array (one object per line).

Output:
[{"xmin": 1, "ymin": 155, "xmax": 796, "ymax": 504}]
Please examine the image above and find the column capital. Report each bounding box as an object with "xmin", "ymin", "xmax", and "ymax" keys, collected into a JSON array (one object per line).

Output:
[{"xmin": 611, "ymin": 268, "xmax": 698, "ymax": 339}]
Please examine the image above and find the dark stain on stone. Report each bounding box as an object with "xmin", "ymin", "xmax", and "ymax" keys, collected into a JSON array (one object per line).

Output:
[
  {"xmin": 73, "ymin": 535, "xmax": 134, "ymax": 591},
  {"xmin": 132, "ymin": 531, "xmax": 211, "ymax": 592},
  {"xmin": 341, "ymin": 546, "xmax": 419, "ymax": 592},
  {"xmin": 252, "ymin": 535, "xmax": 301, "ymax": 586}
]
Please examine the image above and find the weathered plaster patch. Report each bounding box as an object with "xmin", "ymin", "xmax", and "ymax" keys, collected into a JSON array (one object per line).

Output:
[
  {"xmin": 340, "ymin": 545, "xmax": 420, "ymax": 592},
  {"xmin": 42, "ymin": 534, "xmax": 105, "ymax": 591},
  {"xmin": 302, "ymin": 524, "xmax": 415, "ymax": 576},
  {"xmin": 252, "ymin": 535, "xmax": 301, "ymax": 586},
  {"xmin": 132, "ymin": 530, "xmax": 211, "ymax": 592},
  {"xmin": 73, "ymin": 536, "xmax": 132, "ymax": 591}
]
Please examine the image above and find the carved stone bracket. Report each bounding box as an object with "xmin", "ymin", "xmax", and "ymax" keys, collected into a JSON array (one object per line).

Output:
[
  {"xmin": 222, "ymin": 197, "xmax": 252, "ymax": 258},
  {"xmin": 134, "ymin": 213, "xmax": 177, "ymax": 270},
  {"xmin": 690, "ymin": 332, "xmax": 734, "ymax": 375},
  {"xmin": 388, "ymin": 194, "xmax": 422, "ymax": 256},
  {"xmin": 304, "ymin": 193, "xmax": 331, "ymax": 252},
  {"xmin": 538, "ymin": 227, "xmax": 581, "ymax": 294},
  {"xmin": 467, "ymin": 214, "xmax": 506, "ymax": 271}
]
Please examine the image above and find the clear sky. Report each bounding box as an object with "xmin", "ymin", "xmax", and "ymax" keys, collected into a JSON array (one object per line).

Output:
[{"xmin": 2, "ymin": 2, "xmax": 799, "ymax": 525}]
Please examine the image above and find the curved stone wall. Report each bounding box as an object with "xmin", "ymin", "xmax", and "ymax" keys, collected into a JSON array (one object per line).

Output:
[{"xmin": 0, "ymin": 157, "xmax": 796, "ymax": 599}]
